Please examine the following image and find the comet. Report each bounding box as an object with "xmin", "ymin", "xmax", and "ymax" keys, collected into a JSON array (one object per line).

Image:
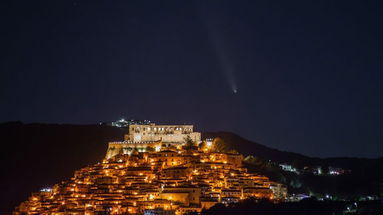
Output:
[
  {"xmin": 199, "ymin": 5, "xmax": 238, "ymax": 94},
  {"xmin": 209, "ymin": 34, "xmax": 238, "ymax": 94}
]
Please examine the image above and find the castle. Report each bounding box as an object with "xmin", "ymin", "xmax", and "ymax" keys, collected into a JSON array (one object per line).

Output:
[
  {"xmin": 14, "ymin": 124, "xmax": 287, "ymax": 215},
  {"xmin": 106, "ymin": 124, "xmax": 201, "ymax": 159}
]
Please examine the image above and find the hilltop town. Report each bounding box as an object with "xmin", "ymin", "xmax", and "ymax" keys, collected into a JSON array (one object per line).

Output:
[{"xmin": 14, "ymin": 124, "xmax": 286, "ymax": 215}]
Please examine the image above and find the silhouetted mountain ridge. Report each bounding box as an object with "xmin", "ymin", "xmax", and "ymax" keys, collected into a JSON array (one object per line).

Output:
[
  {"xmin": 203, "ymin": 131, "xmax": 315, "ymax": 162},
  {"xmin": 203, "ymin": 131, "xmax": 383, "ymax": 170}
]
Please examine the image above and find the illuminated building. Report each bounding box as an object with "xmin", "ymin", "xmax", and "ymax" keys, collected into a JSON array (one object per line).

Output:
[
  {"xmin": 106, "ymin": 124, "xmax": 201, "ymax": 159},
  {"xmin": 14, "ymin": 124, "xmax": 286, "ymax": 215},
  {"xmin": 125, "ymin": 124, "xmax": 201, "ymax": 144}
]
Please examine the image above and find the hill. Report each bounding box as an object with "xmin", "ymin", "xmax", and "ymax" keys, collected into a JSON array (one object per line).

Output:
[
  {"xmin": 203, "ymin": 132, "xmax": 383, "ymax": 200},
  {"xmin": 0, "ymin": 123, "xmax": 382, "ymax": 214},
  {"xmin": 0, "ymin": 122, "xmax": 125, "ymax": 214},
  {"xmin": 203, "ymin": 131, "xmax": 318, "ymax": 164},
  {"xmin": 203, "ymin": 131, "xmax": 383, "ymax": 170}
]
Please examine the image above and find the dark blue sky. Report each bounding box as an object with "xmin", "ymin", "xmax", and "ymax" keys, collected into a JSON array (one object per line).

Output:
[{"xmin": 1, "ymin": 0, "xmax": 383, "ymax": 158}]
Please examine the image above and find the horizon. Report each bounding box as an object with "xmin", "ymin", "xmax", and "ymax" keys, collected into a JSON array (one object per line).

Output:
[{"xmin": 2, "ymin": 120, "xmax": 382, "ymax": 160}]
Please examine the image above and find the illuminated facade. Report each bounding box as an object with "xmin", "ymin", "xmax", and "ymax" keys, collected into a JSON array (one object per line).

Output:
[
  {"xmin": 125, "ymin": 124, "xmax": 201, "ymax": 144},
  {"xmin": 105, "ymin": 124, "xmax": 201, "ymax": 159},
  {"xmin": 14, "ymin": 125, "xmax": 286, "ymax": 215}
]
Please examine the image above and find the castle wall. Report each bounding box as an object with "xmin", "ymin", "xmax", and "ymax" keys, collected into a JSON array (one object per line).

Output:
[
  {"xmin": 125, "ymin": 124, "xmax": 201, "ymax": 143},
  {"xmin": 106, "ymin": 124, "xmax": 201, "ymax": 159},
  {"xmin": 105, "ymin": 141, "xmax": 162, "ymax": 159}
]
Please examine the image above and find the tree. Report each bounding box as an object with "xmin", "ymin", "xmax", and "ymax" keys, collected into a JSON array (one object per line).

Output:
[
  {"xmin": 212, "ymin": 137, "xmax": 228, "ymax": 152},
  {"xmin": 145, "ymin": 146, "xmax": 155, "ymax": 152},
  {"xmin": 199, "ymin": 141, "xmax": 206, "ymax": 150},
  {"xmin": 132, "ymin": 147, "xmax": 139, "ymax": 155},
  {"xmin": 183, "ymin": 135, "xmax": 197, "ymax": 151},
  {"xmin": 227, "ymin": 149, "xmax": 239, "ymax": 154},
  {"xmin": 321, "ymin": 165, "xmax": 329, "ymax": 175},
  {"xmin": 184, "ymin": 135, "xmax": 194, "ymax": 145}
]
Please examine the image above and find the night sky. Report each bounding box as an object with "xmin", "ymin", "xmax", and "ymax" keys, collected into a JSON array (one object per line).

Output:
[{"xmin": 2, "ymin": 0, "xmax": 383, "ymax": 158}]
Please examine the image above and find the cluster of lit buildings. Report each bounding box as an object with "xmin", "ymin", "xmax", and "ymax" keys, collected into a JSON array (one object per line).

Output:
[
  {"xmin": 279, "ymin": 163, "xmax": 350, "ymax": 176},
  {"xmin": 14, "ymin": 124, "xmax": 287, "ymax": 215}
]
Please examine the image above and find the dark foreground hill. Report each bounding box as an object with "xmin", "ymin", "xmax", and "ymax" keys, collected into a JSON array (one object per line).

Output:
[
  {"xmin": 0, "ymin": 123, "xmax": 382, "ymax": 214},
  {"xmin": 202, "ymin": 198, "xmax": 383, "ymax": 215},
  {"xmin": 0, "ymin": 122, "xmax": 125, "ymax": 214}
]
